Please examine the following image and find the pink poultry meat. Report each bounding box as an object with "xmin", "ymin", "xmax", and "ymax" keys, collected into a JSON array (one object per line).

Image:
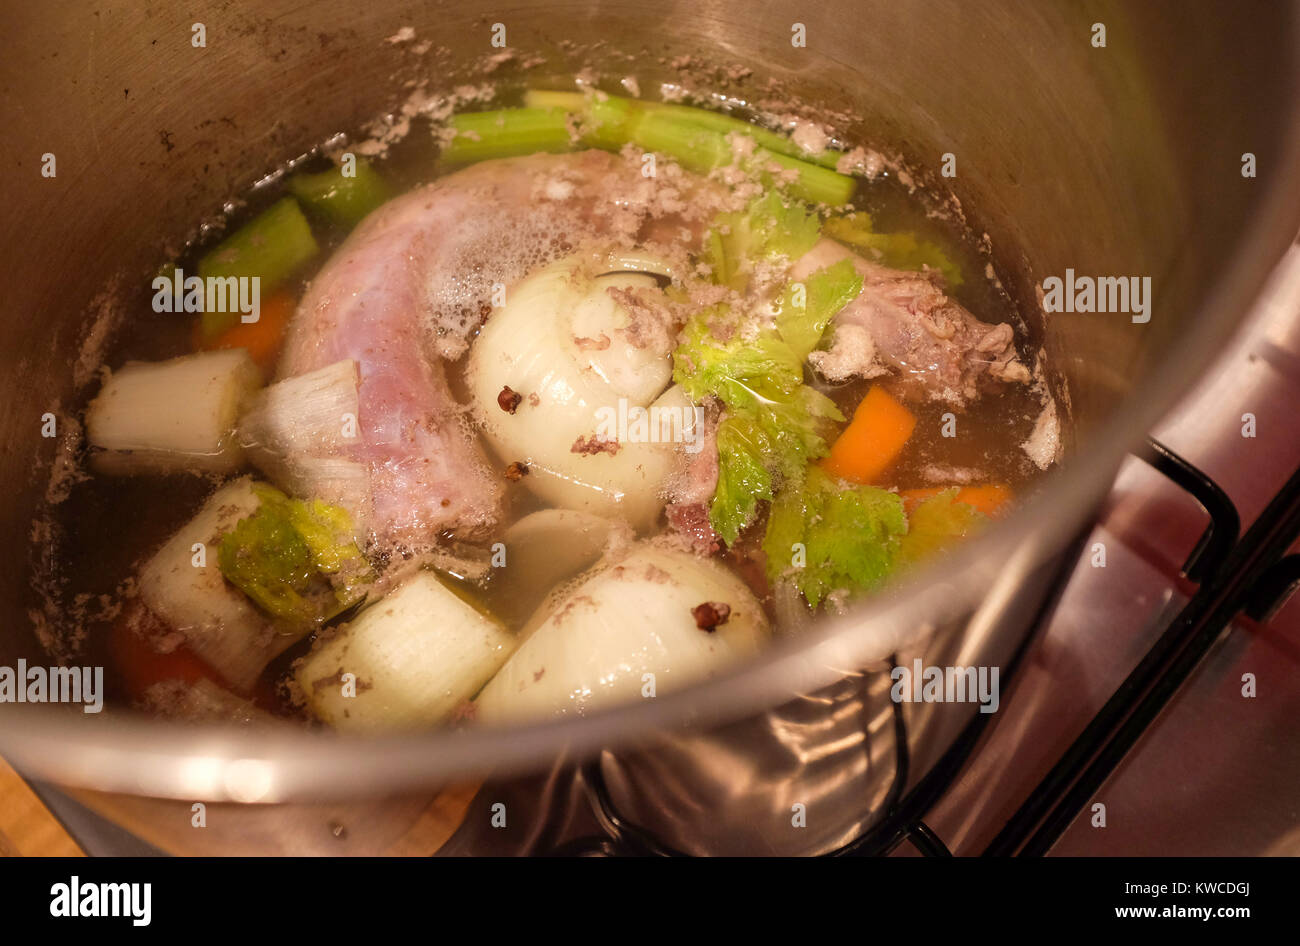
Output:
[
  {"xmin": 791, "ymin": 238, "xmax": 1030, "ymax": 401},
  {"xmin": 276, "ymin": 150, "xmax": 705, "ymax": 547}
]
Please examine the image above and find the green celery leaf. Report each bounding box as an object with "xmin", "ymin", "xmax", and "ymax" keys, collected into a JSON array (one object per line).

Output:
[
  {"xmin": 773, "ymin": 258, "xmax": 863, "ymax": 361},
  {"xmin": 710, "ymin": 416, "xmax": 775, "ymax": 545},
  {"xmin": 673, "ymin": 309, "xmax": 802, "ymax": 406},
  {"xmin": 701, "ymin": 191, "xmax": 821, "ymax": 290},
  {"xmin": 762, "ymin": 467, "xmax": 907, "ymax": 607},
  {"xmin": 673, "ymin": 259, "xmax": 864, "ymax": 542},
  {"xmin": 896, "ymin": 488, "xmax": 986, "ymax": 569},
  {"xmin": 218, "ymin": 484, "xmax": 373, "ymax": 625}
]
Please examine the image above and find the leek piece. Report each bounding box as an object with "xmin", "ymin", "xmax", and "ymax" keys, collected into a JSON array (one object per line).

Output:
[
  {"xmin": 295, "ymin": 570, "xmax": 516, "ymax": 732},
  {"xmin": 198, "ymin": 197, "xmax": 319, "ymax": 338},
  {"xmin": 86, "ymin": 348, "xmax": 261, "ymax": 474},
  {"xmin": 238, "ymin": 360, "xmax": 360, "ymax": 458},
  {"xmin": 237, "ymin": 360, "xmax": 369, "ymax": 517},
  {"xmin": 439, "ymin": 107, "xmax": 574, "ymax": 164},
  {"xmin": 217, "ymin": 482, "xmax": 372, "ymax": 627},
  {"xmin": 286, "ymin": 159, "xmax": 392, "ymax": 229},
  {"xmin": 137, "ymin": 477, "xmax": 308, "ymax": 691},
  {"xmin": 140, "ymin": 678, "xmax": 278, "ymax": 726}
]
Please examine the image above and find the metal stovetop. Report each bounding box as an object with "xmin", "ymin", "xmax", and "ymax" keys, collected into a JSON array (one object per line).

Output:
[{"xmin": 912, "ymin": 240, "xmax": 1300, "ymax": 857}]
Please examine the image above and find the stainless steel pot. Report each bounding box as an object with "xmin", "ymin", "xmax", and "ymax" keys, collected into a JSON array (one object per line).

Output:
[{"xmin": 2, "ymin": 0, "xmax": 1298, "ymax": 854}]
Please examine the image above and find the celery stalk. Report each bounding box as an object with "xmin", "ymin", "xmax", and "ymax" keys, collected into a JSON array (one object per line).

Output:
[
  {"xmin": 445, "ymin": 96, "xmax": 856, "ymax": 204},
  {"xmin": 198, "ymin": 197, "xmax": 319, "ymax": 338},
  {"xmin": 520, "ymin": 90, "xmax": 855, "ymax": 204},
  {"xmin": 439, "ymin": 107, "xmax": 574, "ymax": 164},
  {"xmin": 518, "ymin": 92, "xmax": 633, "ymax": 149},
  {"xmin": 286, "ymin": 159, "xmax": 392, "ymax": 229},
  {"xmin": 643, "ymin": 102, "xmax": 843, "ymax": 170},
  {"xmin": 582, "ymin": 95, "xmax": 637, "ymax": 151},
  {"xmin": 627, "ymin": 109, "xmax": 734, "ymax": 173},
  {"xmin": 523, "ymin": 89, "xmax": 845, "ymax": 170},
  {"xmin": 617, "ymin": 107, "xmax": 844, "ymax": 203},
  {"xmin": 751, "ymin": 147, "xmax": 856, "ymax": 206}
]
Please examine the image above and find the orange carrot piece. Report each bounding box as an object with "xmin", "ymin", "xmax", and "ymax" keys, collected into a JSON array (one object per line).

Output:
[
  {"xmin": 898, "ymin": 487, "xmax": 942, "ymax": 511},
  {"xmin": 198, "ymin": 289, "xmax": 297, "ymax": 376},
  {"xmin": 955, "ymin": 484, "xmax": 1014, "ymax": 517},
  {"xmin": 899, "ymin": 484, "xmax": 1014, "ymax": 518},
  {"xmin": 110, "ymin": 606, "xmax": 227, "ymax": 701},
  {"xmin": 822, "ymin": 385, "xmax": 916, "ymax": 484}
]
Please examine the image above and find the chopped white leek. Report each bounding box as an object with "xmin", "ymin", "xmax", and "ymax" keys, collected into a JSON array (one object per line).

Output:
[
  {"xmin": 140, "ymin": 678, "xmax": 277, "ymax": 726},
  {"xmin": 237, "ymin": 360, "xmax": 369, "ymax": 518},
  {"xmin": 86, "ymin": 349, "xmax": 261, "ymax": 473},
  {"xmin": 137, "ymin": 477, "xmax": 309, "ymax": 691},
  {"xmin": 295, "ymin": 571, "xmax": 516, "ymax": 732}
]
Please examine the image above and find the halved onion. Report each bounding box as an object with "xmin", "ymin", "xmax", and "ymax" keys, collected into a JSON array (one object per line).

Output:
[
  {"xmin": 467, "ymin": 252, "xmax": 695, "ymax": 530},
  {"xmin": 474, "ymin": 542, "xmax": 770, "ymax": 723},
  {"xmin": 495, "ymin": 508, "xmax": 622, "ymax": 627}
]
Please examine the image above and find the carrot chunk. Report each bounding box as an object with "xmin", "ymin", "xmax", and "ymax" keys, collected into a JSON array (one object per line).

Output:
[
  {"xmin": 900, "ymin": 484, "xmax": 1014, "ymax": 518},
  {"xmin": 197, "ymin": 289, "xmax": 297, "ymax": 377},
  {"xmin": 110, "ymin": 606, "xmax": 226, "ymax": 701},
  {"xmin": 822, "ymin": 385, "xmax": 916, "ymax": 484}
]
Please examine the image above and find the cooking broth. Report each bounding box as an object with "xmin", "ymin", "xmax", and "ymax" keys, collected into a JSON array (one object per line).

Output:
[{"xmin": 35, "ymin": 80, "xmax": 1062, "ymax": 727}]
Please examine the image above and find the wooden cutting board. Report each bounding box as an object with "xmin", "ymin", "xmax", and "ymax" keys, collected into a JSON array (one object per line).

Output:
[{"xmin": 0, "ymin": 757, "xmax": 83, "ymax": 857}]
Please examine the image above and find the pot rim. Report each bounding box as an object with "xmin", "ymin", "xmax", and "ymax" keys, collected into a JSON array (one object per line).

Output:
[{"xmin": 7, "ymin": 32, "xmax": 1300, "ymax": 804}]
